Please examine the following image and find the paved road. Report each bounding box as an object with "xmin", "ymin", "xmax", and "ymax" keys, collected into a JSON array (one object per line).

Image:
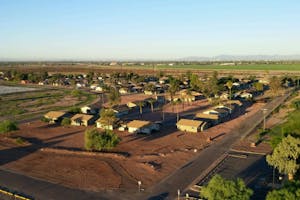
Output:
[
  {"xmin": 129, "ymin": 91, "xmax": 292, "ymax": 200},
  {"xmin": 0, "ymin": 91, "xmax": 292, "ymax": 200}
]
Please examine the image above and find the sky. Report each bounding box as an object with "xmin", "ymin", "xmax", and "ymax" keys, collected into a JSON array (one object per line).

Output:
[{"xmin": 0, "ymin": 0, "xmax": 299, "ymax": 61}]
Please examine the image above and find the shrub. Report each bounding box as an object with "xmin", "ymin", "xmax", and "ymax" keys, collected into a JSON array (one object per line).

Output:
[
  {"xmin": 61, "ymin": 117, "xmax": 71, "ymax": 126},
  {"xmin": 71, "ymin": 89, "xmax": 82, "ymax": 97},
  {"xmin": 68, "ymin": 107, "xmax": 81, "ymax": 114},
  {"xmin": 0, "ymin": 120, "xmax": 18, "ymax": 134},
  {"xmin": 84, "ymin": 128, "xmax": 120, "ymax": 151},
  {"xmin": 41, "ymin": 116, "xmax": 50, "ymax": 123},
  {"xmin": 15, "ymin": 137, "xmax": 26, "ymax": 145}
]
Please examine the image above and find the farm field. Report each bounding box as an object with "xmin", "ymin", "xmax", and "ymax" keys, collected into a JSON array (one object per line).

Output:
[
  {"xmin": 122, "ymin": 63, "xmax": 300, "ymax": 71},
  {"xmin": 2, "ymin": 63, "xmax": 300, "ymax": 72},
  {"xmin": 0, "ymin": 99, "xmax": 265, "ymax": 192}
]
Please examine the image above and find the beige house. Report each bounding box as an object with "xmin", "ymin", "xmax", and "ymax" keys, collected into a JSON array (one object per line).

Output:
[
  {"xmin": 96, "ymin": 120, "xmax": 114, "ymax": 130},
  {"xmin": 71, "ymin": 114, "xmax": 94, "ymax": 126},
  {"xmin": 44, "ymin": 111, "xmax": 67, "ymax": 124},
  {"xmin": 127, "ymin": 120, "xmax": 159, "ymax": 134},
  {"xmin": 176, "ymin": 119, "xmax": 208, "ymax": 133}
]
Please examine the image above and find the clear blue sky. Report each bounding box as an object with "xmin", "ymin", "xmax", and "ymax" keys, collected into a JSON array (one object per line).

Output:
[{"xmin": 0, "ymin": 0, "xmax": 299, "ymax": 60}]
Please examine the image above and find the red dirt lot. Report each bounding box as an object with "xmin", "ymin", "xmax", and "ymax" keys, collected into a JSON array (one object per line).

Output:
[{"xmin": 0, "ymin": 101, "xmax": 265, "ymax": 191}]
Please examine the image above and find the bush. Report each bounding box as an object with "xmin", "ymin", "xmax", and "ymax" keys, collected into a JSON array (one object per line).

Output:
[
  {"xmin": 61, "ymin": 117, "xmax": 71, "ymax": 126},
  {"xmin": 84, "ymin": 128, "xmax": 120, "ymax": 151},
  {"xmin": 68, "ymin": 107, "xmax": 81, "ymax": 114},
  {"xmin": 15, "ymin": 137, "xmax": 26, "ymax": 145},
  {"xmin": 0, "ymin": 120, "xmax": 18, "ymax": 134},
  {"xmin": 41, "ymin": 116, "xmax": 50, "ymax": 123},
  {"xmin": 71, "ymin": 89, "xmax": 82, "ymax": 97}
]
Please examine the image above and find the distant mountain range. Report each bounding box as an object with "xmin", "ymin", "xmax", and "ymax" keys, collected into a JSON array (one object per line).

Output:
[{"xmin": 179, "ymin": 55, "xmax": 300, "ymax": 61}]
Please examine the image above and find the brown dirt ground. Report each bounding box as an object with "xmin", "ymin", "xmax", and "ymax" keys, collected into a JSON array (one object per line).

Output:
[{"xmin": 0, "ymin": 101, "xmax": 266, "ymax": 191}]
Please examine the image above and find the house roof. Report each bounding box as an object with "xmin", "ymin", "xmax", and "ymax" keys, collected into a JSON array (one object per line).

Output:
[
  {"xmin": 44, "ymin": 111, "xmax": 66, "ymax": 119},
  {"xmin": 71, "ymin": 114, "xmax": 94, "ymax": 121},
  {"xmin": 127, "ymin": 120, "xmax": 151, "ymax": 128},
  {"xmin": 176, "ymin": 119, "xmax": 203, "ymax": 127},
  {"xmin": 112, "ymin": 104, "xmax": 129, "ymax": 112},
  {"xmin": 195, "ymin": 113, "xmax": 219, "ymax": 120}
]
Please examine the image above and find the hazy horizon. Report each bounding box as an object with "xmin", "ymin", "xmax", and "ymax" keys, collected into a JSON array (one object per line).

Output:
[{"xmin": 1, "ymin": 0, "xmax": 300, "ymax": 60}]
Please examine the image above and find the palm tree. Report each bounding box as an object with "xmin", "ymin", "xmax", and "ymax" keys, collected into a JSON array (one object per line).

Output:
[
  {"xmin": 147, "ymin": 98, "xmax": 156, "ymax": 113},
  {"xmin": 173, "ymin": 99, "xmax": 181, "ymax": 122},
  {"xmin": 226, "ymin": 80, "xmax": 233, "ymax": 114},
  {"xmin": 138, "ymin": 101, "xmax": 145, "ymax": 117}
]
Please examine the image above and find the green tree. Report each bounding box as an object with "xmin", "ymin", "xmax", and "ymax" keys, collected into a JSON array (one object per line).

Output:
[
  {"xmin": 84, "ymin": 128, "xmax": 120, "ymax": 151},
  {"xmin": 168, "ymin": 76, "xmax": 180, "ymax": 102},
  {"xmin": 99, "ymin": 109, "xmax": 117, "ymax": 129},
  {"xmin": 266, "ymin": 181, "xmax": 300, "ymax": 200},
  {"xmin": 226, "ymin": 80, "xmax": 233, "ymax": 100},
  {"xmin": 253, "ymin": 82, "xmax": 264, "ymax": 93},
  {"xmin": 269, "ymin": 76, "xmax": 282, "ymax": 96},
  {"xmin": 266, "ymin": 135, "xmax": 300, "ymax": 180},
  {"xmin": 108, "ymin": 87, "xmax": 121, "ymax": 107},
  {"xmin": 61, "ymin": 117, "xmax": 71, "ymax": 126},
  {"xmin": 0, "ymin": 120, "xmax": 18, "ymax": 134},
  {"xmin": 209, "ymin": 71, "xmax": 220, "ymax": 97},
  {"xmin": 200, "ymin": 174, "xmax": 253, "ymax": 200},
  {"xmin": 190, "ymin": 74, "xmax": 201, "ymax": 91}
]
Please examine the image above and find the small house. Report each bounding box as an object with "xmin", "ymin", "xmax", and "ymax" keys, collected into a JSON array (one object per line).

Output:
[
  {"xmin": 195, "ymin": 113, "xmax": 220, "ymax": 125},
  {"xmin": 127, "ymin": 120, "xmax": 159, "ymax": 134},
  {"xmin": 176, "ymin": 119, "xmax": 208, "ymax": 133},
  {"xmin": 44, "ymin": 111, "xmax": 67, "ymax": 124},
  {"xmin": 96, "ymin": 120, "xmax": 116, "ymax": 130},
  {"xmin": 112, "ymin": 104, "xmax": 130, "ymax": 117},
  {"xmin": 119, "ymin": 87, "xmax": 130, "ymax": 94},
  {"xmin": 71, "ymin": 114, "xmax": 95, "ymax": 126},
  {"xmin": 80, "ymin": 104, "xmax": 99, "ymax": 115}
]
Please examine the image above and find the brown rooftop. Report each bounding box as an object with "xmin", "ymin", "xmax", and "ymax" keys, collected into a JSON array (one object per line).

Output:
[
  {"xmin": 71, "ymin": 114, "xmax": 94, "ymax": 121},
  {"xmin": 127, "ymin": 120, "xmax": 151, "ymax": 128},
  {"xmin": 44, "ymin": 111, "xmax": 66, "ymax": 119},
  {"xmin": 176, "ymin": 119, "xmax": 203, "ymax": 127}
]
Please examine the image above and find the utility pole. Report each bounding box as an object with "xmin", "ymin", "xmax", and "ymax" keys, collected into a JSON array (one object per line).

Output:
[
  {"xmin": 262, "ymin": 108, "xmax": 268, "ymax": 131},
  {"xmin": 138, "ymin": 181, "xmax": 142, "ymax": 192}
]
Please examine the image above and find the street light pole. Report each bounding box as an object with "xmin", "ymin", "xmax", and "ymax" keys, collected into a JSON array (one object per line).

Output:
[{"xmin": 138, "ymin": 181, "xmax": 142, "ymax": 192}]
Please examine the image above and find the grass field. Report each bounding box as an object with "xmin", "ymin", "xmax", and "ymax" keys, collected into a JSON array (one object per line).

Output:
[{"xmin": 0, "ymin": 88, "xmax": 97, "ymax": 122}]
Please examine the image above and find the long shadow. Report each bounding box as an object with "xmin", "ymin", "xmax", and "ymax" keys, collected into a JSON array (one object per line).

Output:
[
  {"xmin": 43, "ymin": 130, "xmax": 83, "ymax": 141},
  {"xmin": 235, "ymin": 155, "xmax": 272, "ymax": 200},
  {"xmin": 0, "ymin": 138, "xmax": 63, "ymax": 166},
  {"xmin": 147, "ymin": 192, "xmax": 169, "ymax": 200}
]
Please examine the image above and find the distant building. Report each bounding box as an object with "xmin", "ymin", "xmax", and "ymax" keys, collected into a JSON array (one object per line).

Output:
[
  {"xmin": 44, "ymin": 111, "xmax": 67, "ymax": 124},
  {"xmin": 71, "ymin": 114, "xmax": 95, "ymax": 126},
  {"xmin": 127, "ymin": 120, "xmax": 159, "ymax": 134},
  {"xmin": 176, "ymin": 119, "xmax": 208, "ymax": 133}
]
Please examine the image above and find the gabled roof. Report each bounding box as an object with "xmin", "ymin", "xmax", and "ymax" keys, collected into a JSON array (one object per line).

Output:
[
  {"xmin": 195, "ymin": 113, "xmax": 219, "ymax": 120},
  {"xmin": 45, "ymin": 111, "xmax": 66, "ymax": 119},
  {"xmin": 71, "ymin": 114, "xmax": 94, "ymax": 121},
  {"xmin": 112, "ymin": 104, "xmax": 129, "ymax": 112},
  {"xmin": 127, "ymin": 120, "xmax": 151, "ymax": 128},
  {"xmin": 176, "ymin": 119, "xmax": 203, "ymax": 127}
]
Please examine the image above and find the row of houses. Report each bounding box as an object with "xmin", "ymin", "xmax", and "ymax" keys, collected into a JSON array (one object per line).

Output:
[
  {"xmin": 176, "ymin": 100, "xmax": 242, "ymax": 133},
  {"xmin": 44, "ymin": 111, "xmax": 160, "ymax": 134}
]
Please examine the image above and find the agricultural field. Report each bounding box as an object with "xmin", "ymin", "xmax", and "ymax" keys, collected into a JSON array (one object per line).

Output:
[{"xmin": 122, "ymin": 63, "xmax": 300, "ymax": 71}]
